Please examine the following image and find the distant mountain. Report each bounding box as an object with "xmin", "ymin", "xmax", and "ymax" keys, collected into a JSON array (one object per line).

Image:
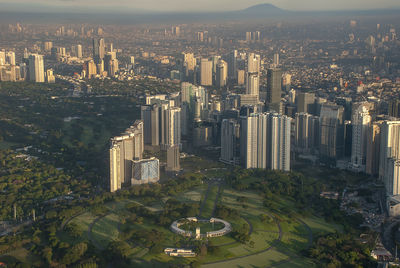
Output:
[{"xmin": 241, "ymin": 3, "xmax": 286, "ymax": 13}]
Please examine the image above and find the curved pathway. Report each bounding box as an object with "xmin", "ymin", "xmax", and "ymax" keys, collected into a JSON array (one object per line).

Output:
[
  {"xmin": 266, "ymin": 217, "xmax": 314, "ymax": 268},
  {"xmin": 204, "ymin": 214, "xmax": 283, "ymax": 265},
  {"xmin": 60, "ymin": 211, "xmax": 85, "ymax": 231},
  {"xmin": 88, "ymin": 213, "xmax": 109, "ymax": 251},
  {"xmin": 203, "ymin": 215, "xmax": 316, "ymax": 267}
]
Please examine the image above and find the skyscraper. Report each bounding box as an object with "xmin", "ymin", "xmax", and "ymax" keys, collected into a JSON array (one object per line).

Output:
[
  {"xmin": 93, "ymin": 38, "xmax": 105, "ymax": 63},
  {"xmin": 240, "ymin": 113, "xmax": 291, "ymax": 171},
  {"xmin": 216, "ymin": 60, "xmax": 228, "ymax": 87},
  {"xmin": 162, "ymin": 107, "xmax": 181, "ymax": 148},
  {"xmin": 319, "ymin": 104, "xmax": 345, "ymax": 164},
  {"xmin": 246, "ymin": 73, "xmax": 259, "ymax": 96},
  {"xmin": 273, "ymin": 53, "xmax": 279, "ymax": 66},
  {"xmin": 6, "ymin": 51, "xmax": 15, "ymax": 65},
  {"xmin": 297, "ymin": 92, "xmax": 315, "ymax": 114},
  {"xmin": 28, "ymin": 54, "xmax": 45, "ymax": 82},
  {"xmin": 295, "ymin": 113, "xmax": 319, "ymax": 154},
  {"xmin": 350, "ymin": 104, "xmax": 371, "ymax": 171},
  {"xmin": 379, "ymin": 121, "xmax": 400, "ymax": 195},
  {"xmin": 109, "ymin": 121, "xmax": 144, "ymax": 192},
  {"xmin": 220, "ymin": 119, "xmax": 240, "ymax": 165},
  {"xmin": 266, "ymin": 68, "xmax": 283, "ymax": 113},
  {"xmin": 141, "ymin": 104, "xmax": 160, "ymax": 146},
  {"xmin": 388, "ymin": 100, "xmax": 400, "ymax": 118},
  {"xmin": 166, "ymin": 145, "xmax": 180, "ymax": 172},
  {"xmin": 366, "ymin": 121, "xmax": 383, "ymax": 176},
  {"xmin": 227, "ymin": 50, "xmax": 237, "ymax": 79},
  {"xmin": 200, "ymin": 58, "xmax": 213, "ymax": 86},
  {"xmin": 247, "ymin": 53, "xmax": 260, "ymax": 74}
]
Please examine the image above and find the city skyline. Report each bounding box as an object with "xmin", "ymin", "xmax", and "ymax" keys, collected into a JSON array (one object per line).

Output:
[{"xmin": 1, "ymin": 0, "xmax": 400, "ymax": 13}]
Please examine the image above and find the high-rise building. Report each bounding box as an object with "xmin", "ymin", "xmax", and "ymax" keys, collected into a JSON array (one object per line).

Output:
[
  {"xmin": 46, "ymin": 69, "xmax": 56, "ymax": 83},
  {"xmin": 141, "ymin": 104, "xmax": 160, "ymax": 146},
  {"xmin": 84, "ymin": 60, "xmax": 97, "ymax": 78},
  {"xmin": 366, "ymin": 121, "xmax": 383, "ymax": 176},
  {"xmin": 297, "ymin": 92, "xmax": 315, "ymax": 114},
  {"xmin": 131, "ymin": 158, "xmax": 160, "ymax": 185},
  {"xmin": 0, "ymin": 51, "xmax": 5, "ymax": 65},
  {"xmin": 266, "ymin": 68, "xmax": 283, "ymax": 113},
  {"xmin": 182, "ymin": 52, "xmax": 196, "ymax": 71},
  {"xmin": 6, "ymin": 52, "xmax": 15, "ymax": 65},
  {"xmin": 237, "ymin": 70, "xmax": 245, "ymax": 86},
  {"xmin": 273, "ymin": 53, "xmax": 279, "ymax": 66},
  {"xmin": 200, "ymin": 58, "xmax": 213, "ymax": 86},
  {"xmin": 93, "ymin": 38, "xmax": 105, "ymax": 63},
  {"xmin": 379, "ymin": 121, "xmax": 400, "ymax": 195},
  {"xmin": 350, "ymin": 104, "xmax": 371, "ymax": 171},
  {"xmin": 44, "ymin": 41, "xmax": 53, "ymax": 52},
  {"xmin": 295, "ymin": 113, "xmax": 319, "ymax": 154},
  {"xmin": 216, "ymin": 60, "xmax": 228, "ymax": 87},
  {"xmin": 109, "ymin": 121, "xmax": 144, "ymax": 192},
  {"xmin": 166, "ymin": 145, "xmax": 180, "ymax": 172},
  {"xmin": 247, "ymin": 53, "xmax": 260, "ymax": 74},
  {"xmin": 72, "ymin": 44, "xmax": 83, "ymax": 58},
  {"xmin": 162, "ymin": 107, "xmax": 181, "ymax": 148},
  {"xmin": 246, "ymin": 73, "xmax": 259, "ymax": 96},
  {"xmin": 227, "ymin": 50, "xmax": 237, "ymax": 79},
  {"xmin": 220, "ymin": 119, "xmax": 240, "ymax": 165},
  {"xmin": 319, "ymin": 104, "xmax": 345, "ymax": 164},
  {"xmin": 28, "ymin": 54, "xmax": 45, "ymax": 82},
  {"xmin": 240, "ymin": 113, "xmax": 291, "ymax": 171},
  {"xmin": 388, "ymin": 100, "xmax": 400, "ymax": 118}
]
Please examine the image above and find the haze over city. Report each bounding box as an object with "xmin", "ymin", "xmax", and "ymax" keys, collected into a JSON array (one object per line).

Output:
[{"xmin": 1, "ymin": 0, "xmax": 400, "ymax": 12}]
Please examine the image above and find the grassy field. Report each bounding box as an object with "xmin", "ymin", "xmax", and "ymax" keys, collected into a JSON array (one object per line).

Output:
[
  {"xmin": 0, "ymin": 141, "xmax": 19, "ymax": 150},
  {"xmin": 200, "ymin": 184, "xmax": 219, "ymax": 219},
  {"xmin": 55, "ymin": 170, "xmax": 344, "ymax": 268},
  {"xmin": 91, "ymin": 213, "xmax": 120, "ymax": 248}
]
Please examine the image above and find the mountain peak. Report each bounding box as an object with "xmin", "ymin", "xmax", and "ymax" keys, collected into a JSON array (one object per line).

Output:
[{"xmin": 242, "ymin": 3, "xmax": 284, "ymax": 12}]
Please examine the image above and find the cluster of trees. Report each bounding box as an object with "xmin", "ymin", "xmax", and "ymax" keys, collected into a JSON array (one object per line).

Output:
[
  {"xmin": 231, "ymin": 223, "xmax": 251, "ymax": 244},
  {"xmin": 158, "ymin": 199, "xmax": 199, "ymax": 226},
  {"xmin": 308, "ymin": 233, "xmax": 376, "ymax": 267},
  {"xmin": 214, "ymin": 204, "xmax": 240, "ymax": 220}
]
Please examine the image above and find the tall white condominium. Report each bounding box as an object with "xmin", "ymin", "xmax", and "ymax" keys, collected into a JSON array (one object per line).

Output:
[
  {"xmin": 162, "ymin": 107, "xmax": 181, "ymax": 148},
  {"xmin": 350, "ymin": 104, "xmax": 371, "ymax": 171},
  {"xmin": 76, "ymin": 44, "xmax": 83, "ymax": 58},
  {"xmin": 216, "ymin": 60, "xmax": 228, "ymax": 87},
  {"xmin": 0, "ymin": 51, "xmax": 5, "ymax": 65},
  {"xmin": 379, "ymin": 121, "xmax": 400, "ymax": 195},
  {"xmin": 220, "ymin": 119, "xmax": 240, "ymax": 164},
  {"xmin": 109, "ymin": 120, "xmax": 144, "ymax": 192},
  {"xmin": 247, "ymin": 53, "xmax": 260, "ymax": 73},
  {"xmin": 240, "ymin": 113, "xmax": 291, "ymax": 171},
  {"xmin": 182, "ymin": 52, "xmax": 196, "ymax": 71},
  {"xmin": 6, "ymin": 52, "xmax": 16, "ymax": 65},
  {"xmin": 200, "ymin": 58, "xmax": 213, "ymax": 86},
  {"xmin": 246, "ymin": 73, "xmax": 259, "ymax": 96},
  {"xmin": 28, "ymin": 54, "xmax": 45, "ymax": 82}
]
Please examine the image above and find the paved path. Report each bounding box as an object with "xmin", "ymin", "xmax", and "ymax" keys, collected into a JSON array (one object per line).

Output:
[
  {"xmin": 203, "ymin": 215, "xmax": 316, "ymax": 268},
  {"xmin": 60, "ymin": 211, "xmax": 85, "ymax": 231},
  {"xmin": 88, "ymin": 213, "xmax": 109, "ymax": 251},
  {"xmin": 203, "ymin": 214, "xmax": 282, "ymax": 266}
]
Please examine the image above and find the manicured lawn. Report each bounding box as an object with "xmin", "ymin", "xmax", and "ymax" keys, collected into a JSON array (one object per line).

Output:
[
  {"xmin": 68, "ymin": 212, "xmax": 97, "ymax": 240},
  {"xmin": 91, "ymin": 213, "xmax": 120, "ymax": 248},
  {"xmin": 0, "ymin": 141, "xmax": 19, "ymax": 149},
  {"xmin": 201, "ymin": 184, "xmax": 219, "ymax": 218}
]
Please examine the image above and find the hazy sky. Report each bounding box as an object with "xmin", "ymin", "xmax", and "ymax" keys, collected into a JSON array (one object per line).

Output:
[{"xmin": 1, "ymin": 0, "xmax": 400, "ymax": 12}]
